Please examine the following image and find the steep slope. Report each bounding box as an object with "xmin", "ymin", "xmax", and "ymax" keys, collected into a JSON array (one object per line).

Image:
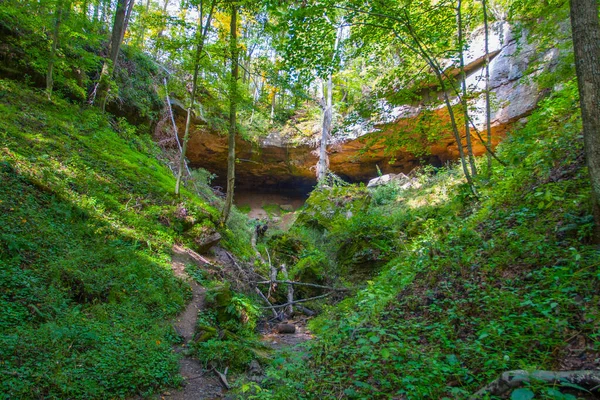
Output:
[{"xmin": 0, "ymin": 79, "xmax": 252, "ymax": 399}]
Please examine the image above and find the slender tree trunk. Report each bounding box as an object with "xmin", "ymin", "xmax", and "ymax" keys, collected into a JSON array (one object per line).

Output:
[
  {"xmin": 570, "ymin": 0, "xmax": 600, "ymax": 239},
  {"xmin": 46, "ymin": 0, "xmax": 67, "ymax": 100},
  {"xmin": 122, "ymin": 0, "xmax": 134, "ymax": 41},
  {"xmin": 317, "ymin": 21, "xmax": 343, "ymax": 183},
  {"xmin": 152, "ymin": 0, "xmax": 171, "ymax": 57},
  {"xmin": 221, "ymin": 4, "xmax": 238, "ymax": 225},
  {"xmin": 482, "ymin": 0, "xmax": 493, "ymax": 175},
  {"xmin": 457, "ymin": 0, "xmax": 477, "ymax": 176},
  {"xmin": 270, "ymin": 86, "xmax": 276, "ymax": 121},
  {"xmin": 317, "ymin": 74, "xmax": 333, "ymax": 182},
  {"xmin": 401, "ymin": 17, "xmax": 476, "ymax": 194},
  {"xmin": 137, "ymin": 0, "xmax": 150, "ymax": 48},
  {"xmin": 82, "ymin": 0, "xmax": 88, "ymax": 19},
  {"xmin": 94, "ymin": 0, "xmax": 134, "ymax": 111},
  {"xmin": 175, "ymin": 0, "xmax": 215, "ymax": 196}
]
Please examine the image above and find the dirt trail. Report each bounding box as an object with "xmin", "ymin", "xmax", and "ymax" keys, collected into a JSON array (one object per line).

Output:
[
  {"xmin": 162, "ymin": 245, "xmax": 315, "ymax": 399},
  {"xmin": 162, "ymin": 245, "xmax": 224, "ymax": 400}
]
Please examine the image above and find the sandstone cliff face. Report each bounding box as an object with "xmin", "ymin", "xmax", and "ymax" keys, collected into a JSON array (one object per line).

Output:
[{"xmin": 179, "ymin": 22, "xmax": 557, "ymax": 192}]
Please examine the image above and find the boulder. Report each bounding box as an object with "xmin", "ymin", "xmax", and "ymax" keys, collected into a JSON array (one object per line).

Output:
[
  {"xmin": 194, "ymin": 231, "xmax": 221, "ymax": 253},
  {"xmin": 280, "ymin": 204, "xmax": 294, "ymax": 212},
  {"xmin": 367, "ymin": 173, "xmax": 420, "ymax": 190}
]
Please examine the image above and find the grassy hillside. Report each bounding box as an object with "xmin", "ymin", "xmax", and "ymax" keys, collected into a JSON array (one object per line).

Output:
[
  {"xmin": 0, "ymin": 78, "xmax": 252, "ymax": 399},
  {"xmin": 253, "ymin": 78, "xmax": 600, "ymax": 399}
]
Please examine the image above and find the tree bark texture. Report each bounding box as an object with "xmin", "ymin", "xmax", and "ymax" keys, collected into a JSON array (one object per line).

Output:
[
  {"xmin": 570, "ymin": 0, "xmax": 600, "ymax": 239},
  {"xmin": 221, "ymin": 4, "xmax": 238, "ymax": 225}
]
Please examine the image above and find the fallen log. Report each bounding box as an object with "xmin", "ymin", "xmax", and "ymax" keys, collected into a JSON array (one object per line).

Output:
[
  {"xmin": 470, "ymin": 370, "xmax": 600, "ymax": 399},
  {"xmin": 276, "ymin": 323, "xmax": 296, "ymax": 334}
]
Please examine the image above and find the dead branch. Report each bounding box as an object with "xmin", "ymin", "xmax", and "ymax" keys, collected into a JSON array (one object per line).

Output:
[
  {"xmin": 255, "ymin": 280, "xmax": 350, "ymax": 291},
  {"xmin": 280, "ymin": 264, "xmax": 294, "ymax": 317},
  {"xmin": 214, "ymin": 367, "xmax": 230, "ymax": 390},
  {"xmin": 255, "ymin": 287, "xmax": 279, "ymax": 319},
  {"xmin": 260, "ymin": 292, "xmax": 333, "ymax": 309},
  {"xmin": 470, "ymin": 370, "xmax": 600, "ymax": 399}
]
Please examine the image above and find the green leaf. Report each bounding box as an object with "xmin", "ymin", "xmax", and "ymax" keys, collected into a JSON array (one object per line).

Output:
[
  {"xmin": 369, "ymin": 335, "xmax": 380, "ymax": 344},
  {"xmin": 559, "ymin": 381, "xmax": 590, "ymax": 393},
  {"xmin": 510, "ymin": 388, "xmax": 534, "ymax": 400},
  {"xmin": 380, "ymin": 348, "xmax": 391, "ymax": 359}
]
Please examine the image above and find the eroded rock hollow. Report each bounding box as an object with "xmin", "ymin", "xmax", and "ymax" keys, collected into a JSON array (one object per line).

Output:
[{"xmin": 174, "ymin": 22, "xmax": 558, "ymax": 192}]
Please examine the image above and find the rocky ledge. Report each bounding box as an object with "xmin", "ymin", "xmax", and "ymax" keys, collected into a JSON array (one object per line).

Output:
[{"xmin": 176, "ymin": 22, "xmax": 559, "ymax": 193}]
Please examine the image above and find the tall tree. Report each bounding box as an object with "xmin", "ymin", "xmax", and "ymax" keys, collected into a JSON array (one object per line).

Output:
[
  {"xmin": 343, "ymin": 0, "xmax": 477, "ymax": 193},
  {"xmin": 93, "ymin": 0, "xmax": 135, "ymax": 111},
  {"xmin": 221, "ymin": 2, "xmax": 239, "ymax": 224},
  {"xmin": 457, "ymin": 0, "xmax": 477, "ymax": 177},
  {"xmin": 46, "ymin": 0, "xmax": 70, "ymax": 100},
  {"xmin": 317, "ymin": 19, "xmax": 343, "ymax": 182},
  {"xmin": 482, "ymin": 0, "xmax": 492, "ymax": 175},
  {"xmin": 570, "ymin": 0, "xmax": 600, "ymax": 238},
  {"xmin": 175, "ymin": 0, "xmax": 217, "ymax": 196}
]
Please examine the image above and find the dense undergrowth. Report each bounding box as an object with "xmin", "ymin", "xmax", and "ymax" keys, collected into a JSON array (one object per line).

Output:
[
  {"xmin": 249, "ymin": 78, "xmax": 600, "ymax": 399},
  {"xmin": 0, "ymin": 78, "xmax": 254, "ymax": 399}
]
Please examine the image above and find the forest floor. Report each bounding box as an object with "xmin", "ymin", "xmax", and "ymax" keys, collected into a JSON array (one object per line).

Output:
[
  {"xmin": 161, "ymin": 245, "xmax": 224, "ymax": 400},
  {"xmin": 162, "ymin": 245, "xmax": 313, "ymax": 399}
]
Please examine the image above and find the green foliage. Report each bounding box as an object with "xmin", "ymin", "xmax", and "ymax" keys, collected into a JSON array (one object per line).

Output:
[
  {"xmin": 0, "ymin": 79, "xmax": 229, "ymax": 398},
  {"xmin": 251, "ymin": 77, "xmax": 600, "ymax": 399},
  {"xmin": 297, "ymin": 184, "xmax": 371, "ymax": 230},
  {"xmin": 193, "ymin": 287, "xmax": 266, "ymax": 371}
]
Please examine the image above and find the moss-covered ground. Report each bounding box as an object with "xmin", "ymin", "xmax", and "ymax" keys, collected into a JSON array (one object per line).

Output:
[{"xmin": 0, "ymin": 78, "xmax": 253, "ymax": 399}]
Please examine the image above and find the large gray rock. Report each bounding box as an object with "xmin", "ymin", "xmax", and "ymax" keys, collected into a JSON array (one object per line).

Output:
[{"xmin": 367, "ymin": 173, "xmax": 421, "ymax": 190}]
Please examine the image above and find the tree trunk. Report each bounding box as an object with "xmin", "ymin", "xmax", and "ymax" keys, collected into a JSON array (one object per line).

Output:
[
  {"xmin": 175, "ymin": 0, "xmax": 215, "ymax": 197},
  {"xmin": 94, "ymin": 0, "xmax": 134, "ymax": 111},
  {"xmin": 317, "ymin": 74, "xmax": 332, "ymax": 182},
  {"xmin": 46, "ymin": 0, "xmax": 67, "ymax": 100},
  {"xmin": 471, "ymin": 370, "xmax": 600, "ymax": 399},
  {"xmin": 317, "ymin": 20, "xmax": 343, "ymax": 183},
  {"xmin": 482, "ymin": 0, "xmax": 493, "ymax": 175},
  {"xmin": 457, "ymin": 0, "xmax": 477, "ymax": 177},
  {"xmin": 401, "ymin": 17, "xmax": 476, "ymax": 194},
  {"xmin": 221, "ymin": 4, "xmax": 238, "ymax": 225},
  {"xmin": 137, "ymin": 0, "xmax": 150, "ymax": 49},
  {"xmin": 570, "ymin": 0, "xmax": 600, "ymax": 240}
]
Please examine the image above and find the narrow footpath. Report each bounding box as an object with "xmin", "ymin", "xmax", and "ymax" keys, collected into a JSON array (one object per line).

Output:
[{"xmin": 163, "ymin": 245, "xmax": 224, "ymax": 400}]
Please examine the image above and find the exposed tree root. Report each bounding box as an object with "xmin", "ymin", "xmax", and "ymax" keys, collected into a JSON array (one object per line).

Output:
[{"xmin": 470, "ymin": 370, "xmax": 600, "ymax": 399}]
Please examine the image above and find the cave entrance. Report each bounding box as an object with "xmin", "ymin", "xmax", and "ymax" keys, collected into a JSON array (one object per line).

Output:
[{"xmin": 233, "ymin": 182, "xmax": 313, "ymax": 230}]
